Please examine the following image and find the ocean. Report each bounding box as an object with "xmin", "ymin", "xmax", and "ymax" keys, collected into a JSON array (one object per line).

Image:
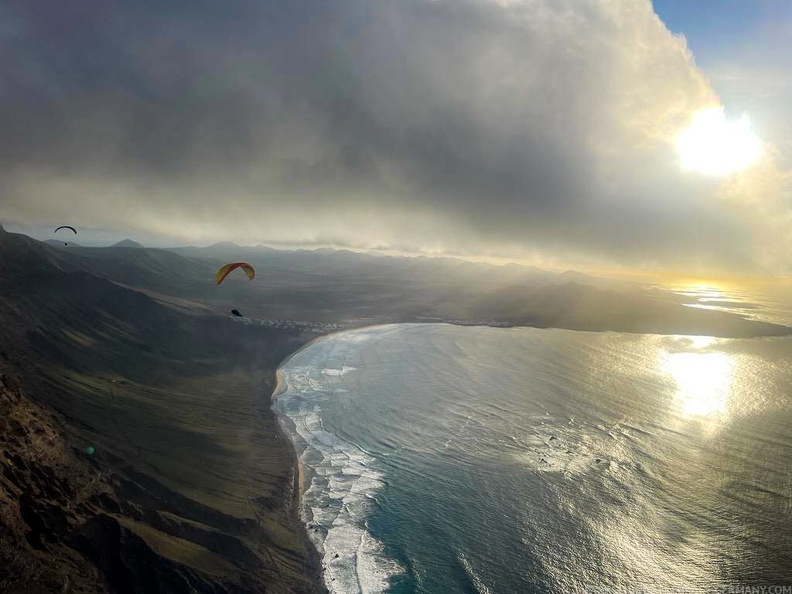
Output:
[{"xmin": 273, "ymin": 324, "xmax": 792, "ymax": 593}]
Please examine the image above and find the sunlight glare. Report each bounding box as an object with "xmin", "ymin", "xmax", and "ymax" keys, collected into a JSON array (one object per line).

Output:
[
  {"xmin": 664, "ymin": 352, "xmax": 733, "ymax": 417},
  {"xmin": 686, "ymin": 336, "xmax": 718, "ymax": 349},
  {"xmin": 676, "ymin": 106, "xmax": 761, "ymax": 176}
]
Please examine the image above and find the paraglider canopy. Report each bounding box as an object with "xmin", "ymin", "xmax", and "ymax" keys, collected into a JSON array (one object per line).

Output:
[
  {"xmin": 54, "ymin": 226, "xmax": 77, "ymax": 246},
  {"xmin": 231, "ymin": 309, "xmax": 243, "ymax": 317},
  {"xmin": 215, "ymin": 262, "xmax": 255, "ymax": 285}
]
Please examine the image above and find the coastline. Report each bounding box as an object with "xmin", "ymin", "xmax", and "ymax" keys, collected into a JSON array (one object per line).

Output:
[
  {"xmin": 270, "ymin": 325, "xmax": 398, "ymax": 500},
  {"xmin": 272, "ymin": 332, "xmax": 332, "ymax": 499},
  {"xmin": 270, "ymin": 325, "xmax": 385, "ymax": 492},
  {"xmin": 273, "ymin": 323, "xmax": 424, "ymax": 592},
  {"xmin": 273, "ymin": 365, "xmax": 312, "ymax": 501},
  {"xmin": 270, "ymin": 327, "xmax": 391, "ymax": 593},
  {"xmin": 271, "ymin": 334, "xmax": 331, "ymax": 589}
]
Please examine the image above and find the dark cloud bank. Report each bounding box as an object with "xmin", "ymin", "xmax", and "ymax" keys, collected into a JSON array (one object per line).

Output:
[{"xmin": 0, "ymin": 0, "xmax": 768, "ymax": 271}]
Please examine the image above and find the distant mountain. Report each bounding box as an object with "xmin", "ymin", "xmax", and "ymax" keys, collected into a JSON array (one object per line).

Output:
[
  {"xmin": 111, "ymin": 239, "xmax": 144, "ymax": 248},
  {"xmin": 208, "ymin": 241, "xmax": 241, "ymax": 249},
  {"xmin": 552, "ymin": 269, "xmax": 635, "ymax": 290},
  {"xmin": 175, "ymin": 242, "xmax": 276, "ymax": 259},
  {"xmin": 556, "ymin": 270, "xmax": 596, "ymax": 283},
  {"xmin": 172, "ymin": 241, "xmax": 266, "ymax": 261}
]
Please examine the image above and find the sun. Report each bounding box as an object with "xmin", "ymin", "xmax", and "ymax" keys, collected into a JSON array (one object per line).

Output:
[{"xmin": 676, "ymin": 106, "xmax": 761, "ymax": 176}]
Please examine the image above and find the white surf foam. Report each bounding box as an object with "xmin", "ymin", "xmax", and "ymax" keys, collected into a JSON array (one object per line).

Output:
[
  {"xmin": 459, "ymin": 553, "xmax": 493, "ymax": 594},
  {"xmin": 321, "ymin": 365, "xmax": 358, "ymax": 377},
  {"xmin": 274, "ymin": 330, "xmax": 407, "ymax": 594}
]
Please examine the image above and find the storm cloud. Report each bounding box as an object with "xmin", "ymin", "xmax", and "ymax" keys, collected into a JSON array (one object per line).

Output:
[{"xmin": 1, "ymin": 0, "xmax": 786, "ymax": 272}]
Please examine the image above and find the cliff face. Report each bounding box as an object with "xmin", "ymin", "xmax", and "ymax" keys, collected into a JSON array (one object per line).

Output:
[
  {"xmin": 0, "ymin": 228, "xmax": 324, "ymax": 593},
  {"xmin": 0, "ymin": 369, "xmax": 104, "ymax": 593}
]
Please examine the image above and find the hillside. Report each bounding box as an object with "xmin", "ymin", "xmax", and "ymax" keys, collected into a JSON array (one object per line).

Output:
[
  {"xmin": 0, "ymin": 227, "xmax": 323, "ymax": 593},
  {"xmin": 45, "ymin": 239, "xmax": 83, "ymax": 248}
]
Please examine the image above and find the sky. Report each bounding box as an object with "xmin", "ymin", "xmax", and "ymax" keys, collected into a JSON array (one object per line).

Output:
[
  {"xmin": 2, "ymin": 0, "xmax": 790, "ymax": 278},
  {"xmin": 653, "ymin": 0, "xmax": 792, "ymax": 162}
]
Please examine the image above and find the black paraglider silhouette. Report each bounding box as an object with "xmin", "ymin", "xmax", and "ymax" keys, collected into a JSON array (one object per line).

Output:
[{"xmin": 54, "ymin": 225, "xmax": 77, "ymax": 246}]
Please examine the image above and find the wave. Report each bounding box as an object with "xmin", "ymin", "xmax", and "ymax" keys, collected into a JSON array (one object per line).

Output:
[
  {"xmin": 274, "ymin": 330, "xmax": 407, "ymax": 594},
  {"xmin": 458, "ymin": 553, "xmax": 492, "ymax": 594}
]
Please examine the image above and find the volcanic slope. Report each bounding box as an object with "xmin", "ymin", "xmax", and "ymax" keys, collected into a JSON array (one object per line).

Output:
[{"xmin": 0, "ymin": 227, "xmax": 323, "ymax": 593}]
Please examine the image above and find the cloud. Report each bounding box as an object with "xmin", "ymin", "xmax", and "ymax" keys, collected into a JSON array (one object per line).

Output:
[{"xmin": 0, "ymin": 0, "xmax": 786, "ymax": 273}]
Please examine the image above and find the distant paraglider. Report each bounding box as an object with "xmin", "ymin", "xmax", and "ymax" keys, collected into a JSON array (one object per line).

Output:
[
  {"xmin": 231, "ymin": 309, "xmax": 243, "ymax": 317},
  {"xmin": 54, "ymin": 225, "xmax": 77, "ymax": 246},
  {"xmin": 215, "ymin": 262, "xmax": 255, "ymax": 285}
]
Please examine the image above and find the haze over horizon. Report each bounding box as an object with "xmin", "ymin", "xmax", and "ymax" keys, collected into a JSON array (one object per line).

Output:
[{"xmin": 3, "ymin": 0, "xmax": 791, "ymax": 279}]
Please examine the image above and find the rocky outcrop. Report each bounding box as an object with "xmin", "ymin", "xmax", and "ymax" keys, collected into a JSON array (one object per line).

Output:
[{"xmin": 0, "ymin": 371, "xmax": 105, "ymax": 593}]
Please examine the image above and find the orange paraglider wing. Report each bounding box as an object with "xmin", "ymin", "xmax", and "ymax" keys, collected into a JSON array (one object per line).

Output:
[{"xmin": 215, "ymin": 262, "xmax": 255, "ymax": 285}]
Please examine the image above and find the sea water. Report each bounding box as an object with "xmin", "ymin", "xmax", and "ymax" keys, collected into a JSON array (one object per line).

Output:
[{"xmin": 273, "ymin": 324, "xmax": 792, "ymax": 593}]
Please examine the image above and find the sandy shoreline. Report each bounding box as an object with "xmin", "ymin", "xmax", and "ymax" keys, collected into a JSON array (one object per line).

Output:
[
  {"xmin": 273, "ymin": 367, "xmax": 303, "ymax": 493},
  {"xmin": 271, "ymin": 334, "xmax": 336, "ymax": 592},
  {"xmin": 271, "ymin": 327, "xmax": 376, "ymax": 500},
  {"xmin": 270, "ymin": 323, "xmax": 404, "ymax": 497},
  {"xmin": 270, "ymin": 330, "xmax": 364, "ymax": 593},
  {"xmin": 272, "ymin": 333, "xmax": 330, "ymax": 499}
]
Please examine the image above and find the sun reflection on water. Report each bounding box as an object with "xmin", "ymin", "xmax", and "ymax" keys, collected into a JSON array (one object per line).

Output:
[{"xmin": 663, "ymin": 352, "xmax": 733, "ymax": 417}]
